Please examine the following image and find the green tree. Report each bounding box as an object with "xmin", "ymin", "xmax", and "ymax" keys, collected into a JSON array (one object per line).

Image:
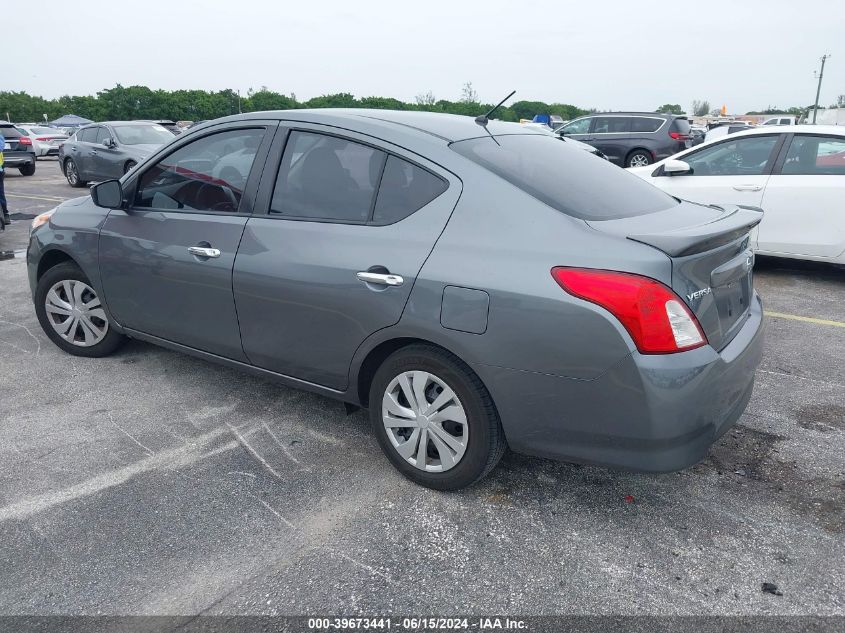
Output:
[
  {"xmin": 691, "ymin": 100, "xmax": 710, "ymax": 117},
  {"xmin": 656, "ymin": 103, "xmax": 684, "ymax": 115}
]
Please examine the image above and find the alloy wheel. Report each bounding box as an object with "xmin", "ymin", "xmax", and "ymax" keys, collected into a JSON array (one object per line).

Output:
[
  {"xmin": 44, "ymin": 280, "xmax": 109, "ymax": 347},
  {"xmin": 66, "ymin": 161, "xmax": 79, "ymax": 185},
  {"xmin": 629, "ymin": 153, "xmax": 650, "ymax": 167},
  {"xmin": 382, "ymin": 370, "xmax": 468, "ymax": 472}
]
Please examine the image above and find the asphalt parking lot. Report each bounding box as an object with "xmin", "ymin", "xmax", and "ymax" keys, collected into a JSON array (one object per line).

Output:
[{"xmin": 0, "ymin": 165, "xmax": 843, "ymax": 616}]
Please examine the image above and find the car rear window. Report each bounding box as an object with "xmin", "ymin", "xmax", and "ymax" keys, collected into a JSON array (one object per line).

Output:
[
  {"xmin": 669, "ymin": 118, "xmax": 691, "ymax": 134},
  {"xmin": 451, "ymin": 134, "xmax": 678, "ymax": 221},
  {"xmin": 0, "ymin": 125, "xmax": 22, "ymax": 139}
]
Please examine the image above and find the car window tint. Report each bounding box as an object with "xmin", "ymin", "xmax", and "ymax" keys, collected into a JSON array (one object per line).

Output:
[
  {"xmin": 452, "ymin": 134, "xmax": 677, "ymax": 221},
  {"xmin": 271, "ymin": 131, "xmax": 383, "ymax": 222},
  {"xmin": 562, "ymin": 118, "xmax": 590, "ymax": 135},
  {"xmin": 782, "ymin": 135, "xmax": 845, "ymax": 175},
  {"xmin": 95, "ymin": 127, "xmax": 111, "ymax": 144},
  {"xmin": 630, "ymin": 117, "xmax": 663, "ymax": 133},
  {"xmin": 592, "ymin": 116, "xmax": 630, "ymax": 134},
  {"xmin": 683, "ymin": 135, "xmax": 779, "ymax": 176},
  {"xmin": 0, "ymin": 126, "xmax": 22, "ymax": 139},
  {"xmin": 372, "ymin": 156, "xmax": 448, "ymax": 224},
  {"xmin": 134, "ymin": 128, "xmax": 264, "ymax": 213},
  {"xmin": 78, "ymin": 127, "xmax": 97, "ymax": 143}
]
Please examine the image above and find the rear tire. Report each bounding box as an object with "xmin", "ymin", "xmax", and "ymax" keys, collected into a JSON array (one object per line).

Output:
[
  {"xmin": 34, "ymin": 261, "xmax": 127, "ymax": 358},
  {"xmin": 626, "ymin": 150, "xmax": 652, "ymax": 168},
  {"xmin": 19, "ymin": 163, "xmax": 35, "ymax": 176},
  {"xmin": 369, "ymin": 344, "xmax": 506, "ymax": 490},
  {"xmin": 64, "ymin": 158, "xmax": 87, "ymax": 188}
]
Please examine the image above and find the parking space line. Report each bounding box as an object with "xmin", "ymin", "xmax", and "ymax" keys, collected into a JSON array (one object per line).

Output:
[
  {"xmin": 765, "ymin": 311, "xmax": 845, "ymax": 328},
  {"xmin": 6, "ymin": 193, "xmax": 69, "ymax": 202}
]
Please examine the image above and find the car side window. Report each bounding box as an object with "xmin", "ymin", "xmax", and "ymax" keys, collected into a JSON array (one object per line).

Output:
[
  {"xmin": 781, "ymin": 135, "xmax": 845, "ymax": 175},
  {"xmin": 682, "ymin": 135, "xmax": 779, "ymax": 176},
  {"xmin": 592, "ymin": 117, "xmax": 630, "ymax": 134},
  {"xmin": 95, "ymin": 127, "xmax": 111, "ymax": 145},
  {"xmin": 372, "ymin": 156, "xmax": 448, "ymax": 225},
  {"xmin": 78, "ymin": 127, "xmax": 97, "ymax": 143},
  {"xmin": 271, "ymin": 131, "xmax": 384, "ymax": 222},
  {"xmin": 134, "ymin": 128, "xmax": 264, "ymax": 213},
  {"xmin": 562, "ymin": 118, "xmax": 591, "ymax": 135},
  {"xmin": 630, "ymin": 117, "xmax": 663, "ymax": 133}
]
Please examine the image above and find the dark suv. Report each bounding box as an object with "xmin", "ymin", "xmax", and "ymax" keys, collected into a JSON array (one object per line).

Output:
[
  {"xmin": 557, "ymin": 112, "xmax": 691, "ymax": 167},
  {"xmin": 0, "ymin": 123, "xmax": 37, "ymax": 175}
]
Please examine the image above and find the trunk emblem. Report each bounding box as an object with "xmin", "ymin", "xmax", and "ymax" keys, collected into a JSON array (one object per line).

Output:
[{"xmin": 687, "ymin": 287, "xmax": 712, "ymax": 302}]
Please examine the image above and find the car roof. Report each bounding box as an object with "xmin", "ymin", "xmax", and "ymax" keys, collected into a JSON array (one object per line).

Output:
[
  {"xmin": 578, "ymin": 112, "xmax": 679, "ymax": 118},
  {"xmin": 725, "ymin": 124, "xmax": 844, "ymax": 138},
  {"xmin": 202, "ymin": 109, "xmax": 544, "ymax": 143},
  {"xmin": 80, "ymin": 121, "xmax": 166, "ymax": 128}
]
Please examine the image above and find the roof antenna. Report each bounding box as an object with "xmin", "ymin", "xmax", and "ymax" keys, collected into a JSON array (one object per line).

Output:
[{"xmin": 475, "ymin": 90, "xmax": 516, "ymax": 126}]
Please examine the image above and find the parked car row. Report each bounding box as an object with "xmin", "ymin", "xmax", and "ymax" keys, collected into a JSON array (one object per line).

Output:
[{"xmin": 628, "ymin": 125, "xmax": 845, "ymax": 264}]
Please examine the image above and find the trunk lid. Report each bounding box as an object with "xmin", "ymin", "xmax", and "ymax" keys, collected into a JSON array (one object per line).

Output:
[{"xmin": 587, "ymin": 201, "xmax": 762, "ymax": 351}]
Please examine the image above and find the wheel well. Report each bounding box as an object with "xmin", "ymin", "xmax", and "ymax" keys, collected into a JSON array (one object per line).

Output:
[
  {"xmin": 357, "ymin": 337, "xmax": 457, "ymax": 408},
  {"xmin": 37, "ymin": 250, "xmax": 75, "ymax": 281},
  {"xmin": 626, "ymin": 147, "xmax": 653, "ymax": 161}
]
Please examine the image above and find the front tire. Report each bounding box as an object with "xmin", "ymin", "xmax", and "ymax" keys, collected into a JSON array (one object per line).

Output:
[
  {"xmin": 369, "ymin": 344, "xmax": 506, "ymax": 490},
  {"xmin": 626, "ymin": 150, "xmax": 652, "ymax": 168},
  {"xmin": 34, "ymin": 261, "xmax": 126, "ymax": 357},
  {"xmin": 64, "ymin": 158, "xmax": 87, "ymax": 188},
  {"xmin": 19, "ymin": 162, "xmax": 36, "ymax": 176}
]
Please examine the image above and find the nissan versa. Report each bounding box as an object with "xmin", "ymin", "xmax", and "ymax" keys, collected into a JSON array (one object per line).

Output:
[{"xmin": 27, "ymin": 110, "xmax": 764, "ymax": 490}]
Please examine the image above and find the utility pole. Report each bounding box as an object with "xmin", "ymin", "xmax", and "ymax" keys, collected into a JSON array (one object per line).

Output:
[{"xmin": 812, "ymin": 54, "xmax": 830, "ymax": 124}]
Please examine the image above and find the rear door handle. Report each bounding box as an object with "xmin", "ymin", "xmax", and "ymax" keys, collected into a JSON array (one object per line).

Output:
[
  {"xmin": 732, "ymin": 184, "xmax": 762, "ymax": 192},
  {"xmin": 356, "ymin": 272, "xmax": 404, "ymax": 286},
  {"xmin": 188, "ymin": 246, "xmax": 221, "ymax": 258}
]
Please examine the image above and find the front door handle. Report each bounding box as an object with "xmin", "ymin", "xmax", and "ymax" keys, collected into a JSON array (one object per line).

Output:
[
  {"xmin": 356, "ymin": 271, "xmax": 404, "ymax": 286},
  {"xmin": 188, "ymin": 246, "xmax": 221, "ymax": 259},
  {"xmin": 732, "ymin": 184, "xmax": 762, "ymax": 192}
]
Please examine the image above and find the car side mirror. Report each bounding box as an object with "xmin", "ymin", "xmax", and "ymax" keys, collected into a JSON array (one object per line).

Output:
[
  {"xmin": 91, "ymin": 179, "xmax": 124, "ymax": 209},
  {"xmin": 664, "ymin": 159, "xmax": 692, "ymax": 176},
  {"xmin": 102, "ymin": 138, "xmax": 115, "ymax": 148}
]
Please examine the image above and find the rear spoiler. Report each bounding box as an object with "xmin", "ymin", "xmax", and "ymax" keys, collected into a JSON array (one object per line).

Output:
[{"xmin": 625, "ymin": 205, "xmax": 763, "ymax": 257}]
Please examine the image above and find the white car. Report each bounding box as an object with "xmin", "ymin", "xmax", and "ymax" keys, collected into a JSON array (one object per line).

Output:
[
  {"xmin": 16, "ymin": 125, "xmax": 69, "ymax": 158},
  {"xmin": 628, "ymin": 125, "xmax": 845, "ymax": 264}
]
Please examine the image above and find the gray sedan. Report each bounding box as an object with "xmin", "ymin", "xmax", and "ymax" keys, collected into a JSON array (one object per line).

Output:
[
  {"xmin": 28, "ymin": 110, "xmax": 764, "ymax": 490},
  {"xmin": 58, "ymin": 122, "xmax": 174, "ymax": 187}
]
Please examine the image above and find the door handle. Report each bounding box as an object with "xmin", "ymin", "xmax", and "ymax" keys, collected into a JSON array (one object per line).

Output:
[
  {"xmin": 188, "ymin": 246, "xmax": 221, "ymax": 258},
  {"xmin": 732, "ymin": 184, "xmax": 762, "ymax": 192},
  {"xmin": 356, "ymin": 272, "xmax": 404, "ymax": 286}
]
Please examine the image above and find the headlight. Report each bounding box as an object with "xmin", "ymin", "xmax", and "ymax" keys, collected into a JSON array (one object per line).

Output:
[{"xmin": 31, "ymin": 208, "xmax": 57, "ymax": 233}]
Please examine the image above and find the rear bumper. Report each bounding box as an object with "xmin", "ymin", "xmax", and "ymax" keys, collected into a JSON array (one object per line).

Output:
[
  {"xmin": 3, "ymin": 151, "xmax": 36, "ymax": 167},
  {"xmin": 477, "ymin": 292, "xmax": 765, "ymax": 472}
]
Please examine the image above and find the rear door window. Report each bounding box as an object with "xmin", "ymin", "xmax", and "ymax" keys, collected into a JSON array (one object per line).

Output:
[
  {"xmin": 372, "ymin": 156, "xmax": 448, "ymax": 225},
  {"xmin": 271, "ymin": 131, "xmax": 384, "ymax": 222},
  {"xmin": 781, "ymin": 135, "xmax": 845, "ymax": 175},
  {"xmin": 78, "ymin": 127, "xmax": 97, "ymax": 143},
  {"xmin": 592, "ymin": 116, "xmax": 630, "ymax": 134},
  {"xmin": 451, "ymin": 134, "xmax": 677, "ymax": 220}
]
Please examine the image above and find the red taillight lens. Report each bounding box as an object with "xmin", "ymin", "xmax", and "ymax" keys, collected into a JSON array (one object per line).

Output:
[
  {"xmin": 18, "ymin": 136, "xmax": 32, "ymax": 146},
  {"xmin": 551, "ymin": 267, "xmax": 707, "ymax": 354},
  {"xmin": 669, "ymin": 131, "xmax": 690, "ymax": 140}
]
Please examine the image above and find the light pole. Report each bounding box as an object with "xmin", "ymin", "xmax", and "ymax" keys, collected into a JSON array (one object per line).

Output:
[{"xmin": 812, "ymin": 54, "xmax": 830, "ymax": 124}]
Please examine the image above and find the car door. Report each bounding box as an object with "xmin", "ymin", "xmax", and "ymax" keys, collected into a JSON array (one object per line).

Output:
[
  {"xmin": 648, "ymin": 134, "xmax": 784, "ymax": 210},
  {"xmin": 233, "ymin": 125, "xmax": 461, "ymax": 390},
  {"xmin": 98, "ymin": 123, "xmax": 276, "ymax": 360},
  {"xmin": 588, "ymin": 115, "xmax": 631, "ymax": 165},
  {"xmin": 92, "ymin": 126, "xmax": 122, "ymax": 180},
  {"xmin": 757, "ymin": 133, "xmax": 845, "ymax": 258},
  {"xmin": 74, "ymin": 126, "xmax": 99, "ymax": 179}
]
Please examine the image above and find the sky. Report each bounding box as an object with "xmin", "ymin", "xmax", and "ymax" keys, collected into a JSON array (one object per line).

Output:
[{"xmin": 12, "ymin": 0, "xmax": 845, "ymax": 114}]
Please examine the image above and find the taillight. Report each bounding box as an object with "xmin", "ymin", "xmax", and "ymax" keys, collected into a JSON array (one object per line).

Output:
[
  {"xmin": 551, "ymin": 267, "xmax": 707, "ymax": 354},
  {"xmin": 669, "ymin": 131, "xmax": 689, "ymax": 140},
  {"xmin": 18, "ymin": 136, "xmax": 32, "ymax": 146}
]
